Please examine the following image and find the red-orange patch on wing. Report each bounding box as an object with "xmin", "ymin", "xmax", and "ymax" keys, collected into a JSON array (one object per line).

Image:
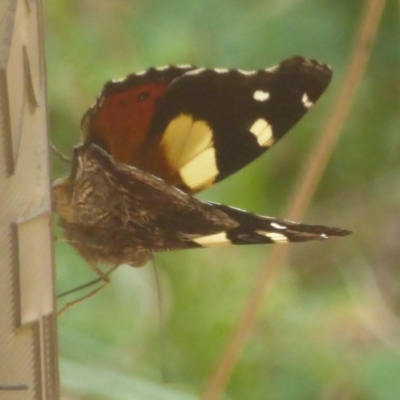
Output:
[{"xmin": 89, "ymin": 81, "xmax": 169, "ymax": 166}]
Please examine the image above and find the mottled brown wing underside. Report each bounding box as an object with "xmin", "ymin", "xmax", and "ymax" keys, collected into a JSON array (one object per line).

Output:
[{"xmin": 53, "ymin": 144, "xmax": 351, "ymax": 268}]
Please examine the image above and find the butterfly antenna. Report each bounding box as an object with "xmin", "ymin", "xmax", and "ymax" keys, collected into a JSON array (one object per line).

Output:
[{"xmin": 152, "ymin": 260, "xmax": 170, "ymax": 383}]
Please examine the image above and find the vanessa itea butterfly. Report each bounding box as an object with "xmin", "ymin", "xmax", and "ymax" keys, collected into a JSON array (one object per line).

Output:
[{"xmin": 53, "ymin": 56, "xmax": 351, "ymax": 272}]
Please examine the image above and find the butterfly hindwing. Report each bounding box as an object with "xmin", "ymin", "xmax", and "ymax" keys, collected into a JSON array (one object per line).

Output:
[
  {"xmin": 205, "ymin": 203, "xmax": 349, "ymax": 245},
  {"xmin": 53, "ymin": 144, "xmax": 350, "ymax": 268}
]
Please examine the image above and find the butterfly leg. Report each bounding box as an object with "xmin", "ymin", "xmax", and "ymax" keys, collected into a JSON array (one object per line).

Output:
[
  {"xmin": 54, "ymin": 236, "xmax": 111, "ymax": 281},
  {"xmin": 50, "ymin": 142, "xmax": 71, "ymax": 163},
  {"xmin": 57, "ymin": 281, "xmax": 108, "ymax": 316},
  {"xmin": 57, "ymin": 263, "xmax": 119, "ymax": 316},
  {"xmin": 88, "ymin": 263, "xmax": 112, "ymax": 282},
  {"xmin": 55, "ymin": 236, "xmax": 112, "ymax": 284}
]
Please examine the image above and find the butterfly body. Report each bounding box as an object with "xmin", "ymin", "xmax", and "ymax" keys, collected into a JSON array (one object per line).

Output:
[{"xmin": 53, "ymin": 56, "xmax": 351, "ymax": 270}]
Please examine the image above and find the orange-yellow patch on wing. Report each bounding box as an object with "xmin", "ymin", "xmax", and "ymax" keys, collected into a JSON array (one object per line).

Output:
[{"xmin": 161, "ymin": 114, "xmax": 219, "ymax": 191}]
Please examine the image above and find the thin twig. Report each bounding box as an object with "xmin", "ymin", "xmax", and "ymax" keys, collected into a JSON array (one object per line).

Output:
[{"xmin": 202, "ymin": 1, "xmax": 386, "ymax": 398}]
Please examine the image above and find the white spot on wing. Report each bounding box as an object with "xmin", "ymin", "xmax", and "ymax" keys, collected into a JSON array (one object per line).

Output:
[
  {"xmin": 256, "ymin": 231, "xmax": 288, "ymax": 243},
  {"xmin": 302, "ymin": 93, "xmax": 313, "ymax": 108},
  {"xmin": 253, "ymin": 90, "xmax": 270, "ymax": 102},
  {"xmin": 177, "ymin": 64, "xmax": 193, "ymax": 69},
  {"xmin": 156, "ymin": 65, "xmax": 169, "ymax": 71},
  {"xmin": 135, "ymin": 70, "xmax": 146, "ymax": 76},
  {"xmin": 193, "ymin": 232, "xmax": 230, "ymax": 247},
  {"xmin": 265, "ymin": 65, "xmax": 278, "ymax": 73},
  {"xmin": 249, "ymin": 118, "xmax": 274, "ymax": 147},
  {"xmin": 214, "ymin": 68, "xmax": 229, "ymax": 73},
  {"xmin": 238, "ymin": 69, "xmax": 256, "ymax": 76},
  {"xmin": 111, "ymin": 77, "xmax": 127, "ymax": 83},
  {"xmin": 271, "ymin": 222, "xmax": 287, "ymax": 230},
  {"xmin": 185, "ymin": 68, "xmax": 206, "ymax": 76}
]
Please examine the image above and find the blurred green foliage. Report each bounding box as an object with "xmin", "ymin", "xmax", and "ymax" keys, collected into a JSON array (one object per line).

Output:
[{"xmin": 47, "ymin": 0, "xmax": 400, "ymax": 399}]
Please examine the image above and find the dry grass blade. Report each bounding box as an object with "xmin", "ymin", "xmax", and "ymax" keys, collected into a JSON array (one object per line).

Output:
[{"xmin": 202, "ymin": 0, "xmax": 386, "ymax": 398}]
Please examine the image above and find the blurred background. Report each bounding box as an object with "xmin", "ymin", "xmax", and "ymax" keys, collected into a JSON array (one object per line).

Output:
[{"xmin": 47, "ymin": 0, "xmax": 400, "ymax": 399}]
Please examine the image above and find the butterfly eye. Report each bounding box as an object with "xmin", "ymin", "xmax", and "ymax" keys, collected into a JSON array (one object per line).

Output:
[{"xmin": 137, "ymin": 91, "xmax": 149, "ymax": 102}]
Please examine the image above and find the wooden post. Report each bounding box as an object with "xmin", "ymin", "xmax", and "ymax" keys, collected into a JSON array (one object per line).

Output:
[{"xmin": 0, "ymin": 0, "xmax": 59, "ymax": 398}]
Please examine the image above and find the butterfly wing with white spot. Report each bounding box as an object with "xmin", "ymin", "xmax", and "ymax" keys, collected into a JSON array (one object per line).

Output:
[
  {"xmin": 201, "ymin": 203, "xmax": 351, "ymax": 245},
  {"xmin": 142, "ymin": 56, "xmax": 332, "ymax": 193}
]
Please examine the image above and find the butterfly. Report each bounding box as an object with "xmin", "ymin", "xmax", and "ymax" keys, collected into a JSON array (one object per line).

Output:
[{"xmin": 53, "ymin": 56, "xmax": 351, "ymax": 275}]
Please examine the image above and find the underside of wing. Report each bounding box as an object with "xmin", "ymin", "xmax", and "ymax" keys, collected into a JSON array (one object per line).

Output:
[
  {"xmin": 54, "ymin": 145, "xmax": 350, "ymax": 267},
  {"xmin": 194, "ymin": 203, "xmax": 351, "ymax": 247}
]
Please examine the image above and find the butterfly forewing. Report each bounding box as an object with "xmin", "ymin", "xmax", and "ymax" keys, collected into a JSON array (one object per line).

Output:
[
  {"xmin": 81, "ymin": 65, "xmax": 195, "ymax": 166},
  {"xmin": 81, "ymin": 57, "xmax": 332, "ymax": 194},
  {"xmin": 146, "ymin": 57, "xmax": 332, "ymax": 193}
]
